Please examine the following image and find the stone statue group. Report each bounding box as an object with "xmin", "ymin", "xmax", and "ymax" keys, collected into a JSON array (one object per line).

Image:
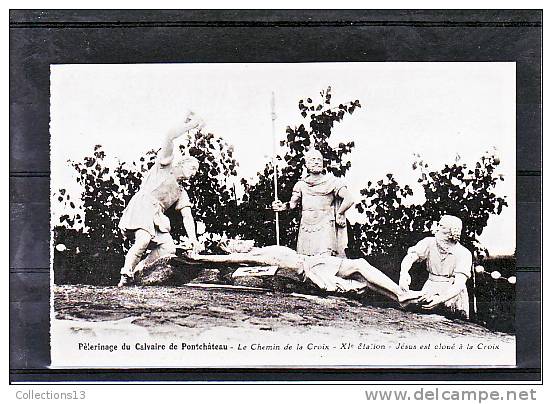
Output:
[{"xmin": 117, "ymin": 112, "xmax": 473, "ymax": 320}]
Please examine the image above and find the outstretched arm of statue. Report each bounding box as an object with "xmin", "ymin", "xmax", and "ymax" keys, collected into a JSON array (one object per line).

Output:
[
  {"xmin": 159, "ymin": 112, "xmax": 204, "ymax": 163},
  {"xmin": 288, "ymin": 191, "xmax": 301, "ymax": 209},
  {"xmin": 189, "ymin": 245, "xmax": 302, "ymax": 270},
  {"xmin": 272, "ymin": 190, "xmax": 301, "ymax": 212},
  {"xmin": 398, "ymin": 251, "xmax": 418, "ymax": 290},
  {"xmin": 188, "ymin": 251, "xmax": 277, "ymax": 267},
  {"xmin": 421, "ymin": 273, "xmax": 468, "ymax": 310}
]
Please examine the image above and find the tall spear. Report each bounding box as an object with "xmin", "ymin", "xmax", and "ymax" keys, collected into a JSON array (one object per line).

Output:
[{"xmin": 271, "ymin": 91, "xmax": 280, "ymax": 245}]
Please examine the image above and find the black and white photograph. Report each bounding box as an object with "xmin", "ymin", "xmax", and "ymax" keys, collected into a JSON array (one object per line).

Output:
[{"xmin": 48, "ymin": 62, "xmax": 517, "ymax": 368}]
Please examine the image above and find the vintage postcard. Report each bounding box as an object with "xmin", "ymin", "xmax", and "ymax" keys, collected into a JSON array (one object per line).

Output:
[{"xmin": 50, "ymin": 62, "xmax": 516, "ymax": 368}]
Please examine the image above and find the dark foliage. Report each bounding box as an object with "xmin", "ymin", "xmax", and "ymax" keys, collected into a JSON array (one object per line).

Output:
[{"xmin": 349, "ymin": 151, "xmax": 508, "ymax": 281}]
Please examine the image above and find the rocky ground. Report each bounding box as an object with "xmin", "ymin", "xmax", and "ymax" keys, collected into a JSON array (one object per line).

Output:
[
  {"xmin": 52, "ymin": 281, "xmax": 517, "ymax": 368},
  {"xmin": 54, "ymin": 283, "xmax": 513, "ymax": 342}
]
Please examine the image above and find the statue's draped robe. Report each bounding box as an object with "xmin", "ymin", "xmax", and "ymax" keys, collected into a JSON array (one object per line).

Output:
[
  {"xmin": 293, "ymin": 174, "xmax": 348, "ymax": 257},
  {"xmin": 119, "ymin": 157, "xmax": 192, "ymax": 242}
]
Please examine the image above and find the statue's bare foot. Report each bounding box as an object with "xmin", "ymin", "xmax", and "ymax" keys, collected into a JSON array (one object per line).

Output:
[
  {"xmin": 117, "ymin": 274, "xmax": 134, "ymax": 287},
  {"xmin": 398, "ymin": 290, "xmax": 424, "ymax": 308}
]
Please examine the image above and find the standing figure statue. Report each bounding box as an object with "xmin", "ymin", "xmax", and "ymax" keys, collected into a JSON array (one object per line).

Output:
[
  {"xmin": 399, "ymin": 215, "xmax": 473, "ymax": 319},
  {"xmin": 272, "ymin": 148, "xmax": 354, "ymax": 257},
  {"xmin": 117, "ymin": 112, "xmax": 204, "ymax": 287}
]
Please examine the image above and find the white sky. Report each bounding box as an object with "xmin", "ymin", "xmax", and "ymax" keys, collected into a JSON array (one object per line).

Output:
[{"xmin": 50, "ymin": 62, "xmax": 516, "ymax": 255}]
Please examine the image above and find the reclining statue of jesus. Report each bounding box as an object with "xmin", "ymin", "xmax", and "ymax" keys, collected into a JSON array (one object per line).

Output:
[{"xmin": 187, "ymin": 241, "xmax": 422, "ymax": 306}]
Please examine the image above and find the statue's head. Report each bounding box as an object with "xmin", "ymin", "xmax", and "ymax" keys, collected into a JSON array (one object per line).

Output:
[
  {"xmin": 304, "ymin": 148, "xmax": 324, "ymax": 174},
  {"xmin": 433, "ymin": 215, "xmax": 463, "ymax": 242},
  {"xmin": 174, "ymin": 156, "xmax": 199, "ymax": 180}
]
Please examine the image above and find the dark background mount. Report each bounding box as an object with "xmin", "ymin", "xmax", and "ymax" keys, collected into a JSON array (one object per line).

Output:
[{"xmin": 9, "ymin": 9, "xmax": 542, "ymax": 382}]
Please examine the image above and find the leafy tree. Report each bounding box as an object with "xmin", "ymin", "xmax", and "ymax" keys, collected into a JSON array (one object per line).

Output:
[
  {"xmin": 234, "ymin": 87, "xmax": 361, "ymax": 247},
  {"xmin": 53, "ymin": 145, "xmax": 158, "ymax": 284},
  {"xmin": 349, "ymin": 150, "xmax": 508, "ymax": 279}
]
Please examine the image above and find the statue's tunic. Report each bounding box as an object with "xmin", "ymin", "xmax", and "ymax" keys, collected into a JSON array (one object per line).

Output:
[
  {"xmin": 293, "ymin": 174, "xmax": 348, "ymax": 257},
  {"xmin": 119, "ymin": 157, "xmax": 192, "ymax": 242},
  {"xmin": 408, "ymin": 237, "xmax": 472, "ymax": 318}
]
